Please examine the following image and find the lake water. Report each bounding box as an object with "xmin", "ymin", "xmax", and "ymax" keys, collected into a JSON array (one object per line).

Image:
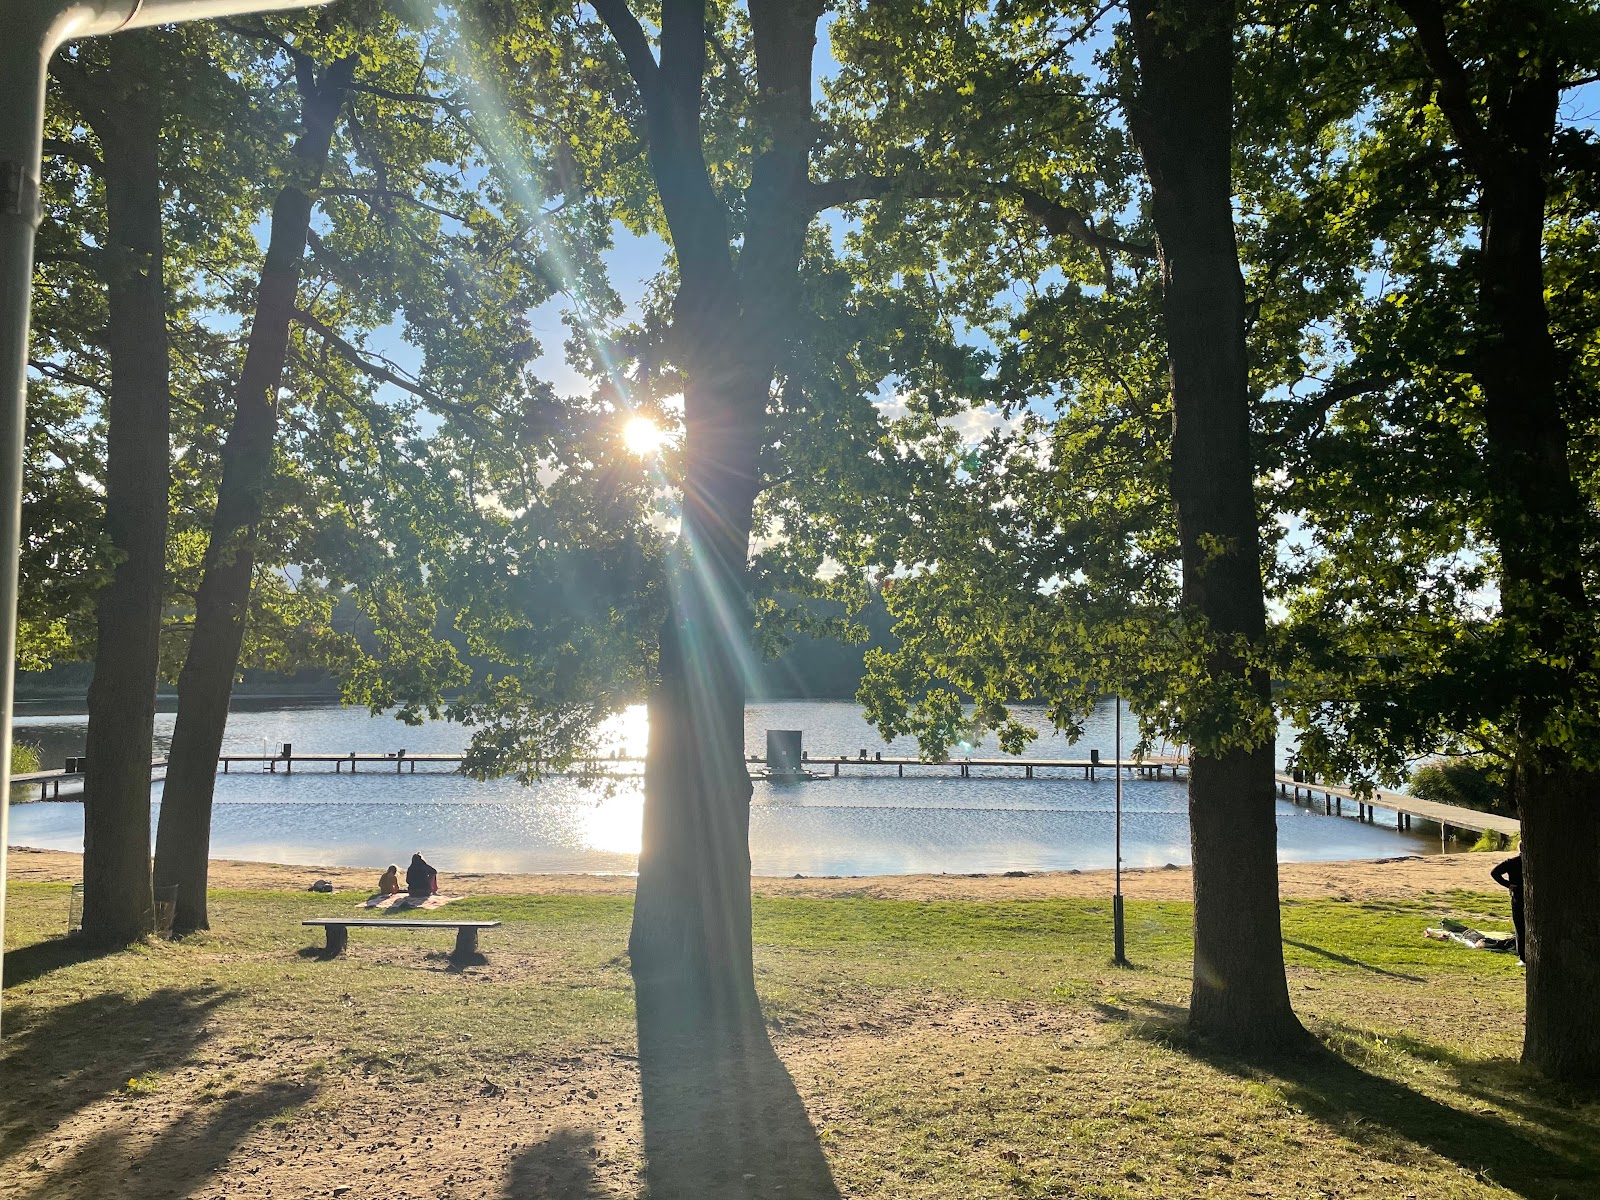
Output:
[{"xmin": 6, "ymin": 698, "xmax": 1437, "ymax": 876}]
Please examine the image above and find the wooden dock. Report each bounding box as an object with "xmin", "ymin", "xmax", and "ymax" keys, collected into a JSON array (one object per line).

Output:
[
  {"xmin": 800, "ymin": 754, "xmax": 1186, "ymax": 780},
  {"xmin": 1276, "ymin": 773, "xmax": 1519, "ymax": 845},
  {"xmin": 8, "ymin": 750, "xmax": 1520, "ymax": 849},
  {"xmin": 12, "ymin": 759, "xmax": 167, "ymax": 800},
  {"xmin": 9, "ymin": 749, "xmax": 1187, "ymax": 792}
]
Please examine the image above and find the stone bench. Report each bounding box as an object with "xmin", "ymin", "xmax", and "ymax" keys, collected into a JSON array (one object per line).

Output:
[{"xmin": 303, "ymin": 917, "xmax": 500, "ymax": 960}]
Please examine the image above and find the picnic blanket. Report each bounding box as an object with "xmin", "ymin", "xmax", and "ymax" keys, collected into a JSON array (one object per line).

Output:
[
  {"xmin": 1425, "ymin": 917, "xmax": 1515, "ymax": 952},
  {"xmin": 360, "ymin": 893, "xmax": 461, "ymax": 911}
]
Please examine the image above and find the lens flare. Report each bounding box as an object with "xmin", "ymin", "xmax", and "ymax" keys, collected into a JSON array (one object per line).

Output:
[{"xmin": 623, "ymin": 415, "xmax": 665, "ymax": 457}]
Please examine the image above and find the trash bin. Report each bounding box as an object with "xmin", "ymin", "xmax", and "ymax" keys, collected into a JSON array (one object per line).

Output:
[
  {"xmin": 67, "ymin": 882, "xmax": 84, "ymax": 935},
  {"xmin": 153, "ymin": 884, "xmax": 179, "ymax": 936}
]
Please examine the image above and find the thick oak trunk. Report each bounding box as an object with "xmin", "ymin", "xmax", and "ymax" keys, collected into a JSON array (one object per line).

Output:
[
  {"xmin": 1466, "ymin": 73, "xmax": 1600, "ymax": 1085},
  {"xmin": 628, "ymin": 371, "xmax": 762, "ymax": 1016},
  {"xmin": 154, "ymin": 58, "xmax": 353, "ymax": 933},
  {"xmin": 1519, "ymin": 758, "xmax": 1600, "ymax": 1081},
  {"xmin": 1127, "ymin": 0, "xmax": 1306, "ymax": 1051},
  {"xmin": 607, "ymin": 0, "xmax": 821, "ymax": 1013},
  {"xmin": 80, "ymin": 36, "xmax": 168, "ymax": 947}
]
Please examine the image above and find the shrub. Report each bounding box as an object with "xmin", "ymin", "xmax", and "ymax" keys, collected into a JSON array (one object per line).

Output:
[
  {"xmin": 1408, "ymin": 758, "xmax": 1510, "ymax": 816},
  {"xmin": 10, "ymin": 740, "xmax": 41, "ymax": 776}
]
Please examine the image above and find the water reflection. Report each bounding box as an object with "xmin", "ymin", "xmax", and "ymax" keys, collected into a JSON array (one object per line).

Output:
[{"xmin": 7, "ymin": 699, "xmax": 1436, "ymax": 876}]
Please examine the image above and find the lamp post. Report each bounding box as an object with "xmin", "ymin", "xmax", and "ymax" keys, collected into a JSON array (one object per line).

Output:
[
  {"xmin": 1113, "ymin": 694, "xmax": 1128, "ymax": 966},
  {"xmin": 0, "ymin": 0, "xmax": 330, "ymax": 1028}
]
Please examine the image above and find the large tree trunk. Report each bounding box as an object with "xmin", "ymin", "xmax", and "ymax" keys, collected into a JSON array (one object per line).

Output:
[
  {"xmin": 1126, "ymin": 0, "xmax": 1306, "ymax": 1052},
  {"xmin": 79, "ymin": 35, "xmax": 169, "ymax": 947},
  {"xmin": 602, "ymin": 0, "xmax": 820, "ymax": 1013},
  {"xmin": 154, "ymin": 56, "xmax": 354, "ymax": 934},
  {"xmin": 1519, "ymin": 758, "xmax": 1600, "ymax": 1081},
  {"xmin": 628, "ymin": 387, "xmax": 761, "ymax": 1013},
  {"xmin": 1397, "ymin": 0, "xmax": 1600, "ymax": 1083},
  {"xmin": 1470, "ymin": 72, "xmax": 1600, "ymax": 1086}
]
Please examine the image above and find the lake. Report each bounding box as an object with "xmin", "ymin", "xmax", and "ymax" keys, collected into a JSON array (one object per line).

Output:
[{"xmin": 6, "ymin": 697, "xmax": 1439, "ymax": 876}]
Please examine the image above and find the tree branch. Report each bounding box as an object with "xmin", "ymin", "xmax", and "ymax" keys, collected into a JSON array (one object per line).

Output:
[
  {"xmin": 1394, "ymin": 0, "xmax": 1498, "ymax": 177},
  {"xmin": 216, "ymin": 18, "xmax": 300, "ymax": 63},
  {"xmin": 1281, "ymin": 374, "xmax": 1401, "ymax": 444},
  {"xmin": 48, "ymin": 55, "xmax": 108, "ymax": 125},
  {"xmin": 293, "ymin": 308, "xmax": 502, "ymax": 422},
  {"xmin": 28, "ymin": 358, "xmax": 109, "ymax": 398},
  {"xmin": 1011, "ymin": 186, "xmax": 1154, "ymax": 260},
  {"xmin": 591, "ymin": 0, "xmax": 663, "ymax": 107},
  {"xmin": 42, "ymin": 137, "xmax": 102, "ymax": 172},
  {"xmin": 316, "ymin": 186, "xmax": 472, "ymax": 224},
  {"xmin": 806, "ymin": 173, "xmax": 1155, "ymax": 260},
  {"xmin": 295, "ymin": 308, "xmax": 441, "ymax": 400}
]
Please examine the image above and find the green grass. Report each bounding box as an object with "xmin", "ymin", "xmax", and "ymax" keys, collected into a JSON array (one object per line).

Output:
[{"xmin": 2, "ymin": 881, "xmax": 1593, "ymax": 1200}]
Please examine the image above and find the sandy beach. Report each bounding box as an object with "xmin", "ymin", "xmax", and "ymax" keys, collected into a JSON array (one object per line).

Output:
[{"xmin": 3, "ymin": 844, "xmax": 1506, "ymax": 902}]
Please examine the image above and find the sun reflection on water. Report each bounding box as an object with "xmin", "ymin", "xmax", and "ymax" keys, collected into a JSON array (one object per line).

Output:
[
  {"xmin": 580, "ymin": 784, "xmax": 645, "ymax": 856},
  {"xmin": 595, "ymin": 704, "xmax": 650, "ymax": 758}
]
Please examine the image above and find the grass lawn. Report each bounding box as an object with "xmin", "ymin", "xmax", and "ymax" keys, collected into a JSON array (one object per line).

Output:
[{"xmin": 2, "ymin": 881, "xmax": 1595, "ymax": 1199}]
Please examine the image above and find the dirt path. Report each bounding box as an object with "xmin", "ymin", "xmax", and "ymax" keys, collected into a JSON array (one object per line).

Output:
[{"xmin": 4, "ymin": 846, "xmax": 1505, "ymax": 902}]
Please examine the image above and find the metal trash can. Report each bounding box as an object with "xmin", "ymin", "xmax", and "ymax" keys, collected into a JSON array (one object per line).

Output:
[
  {"xmin": 153, "ymin": 884, "xmax": 179, "ymax": 936},
  {"xmin": 67, "ymin": 882, "xmax": 84, "ymax": 935}
]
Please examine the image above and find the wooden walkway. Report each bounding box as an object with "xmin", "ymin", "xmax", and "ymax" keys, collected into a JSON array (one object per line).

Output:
[
  {"xmin": 9, "ymin": 750, "xmax": 1187, "ymax": 791},
  {"xmin": 1276, "ymin": 773, "xmax": 1519, "ymax": 843},
  {"xmin": 9, "ymin": 751, "xmax": 1520, "ymax": 848},
  {"xmin": 803, "ymin": 754, "xmax": 1186, "ymax": 780},
  {"xmin": 12, "ymin": 759, "xmax": 167, "ymax": 799}
]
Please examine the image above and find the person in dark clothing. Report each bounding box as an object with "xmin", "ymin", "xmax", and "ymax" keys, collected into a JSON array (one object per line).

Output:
[
  {"xmin": 406, "ymin": 852, "xmax": 439, "ymax": 898},
  {"xmin": 1491, "ymin": 854, "xmax": 1525, "ymax": 961}
]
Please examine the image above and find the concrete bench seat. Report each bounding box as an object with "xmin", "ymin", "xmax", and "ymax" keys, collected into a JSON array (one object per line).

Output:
[{"xmin": 303, "ymin": 917, "xmax": 501, "ymax": 960}]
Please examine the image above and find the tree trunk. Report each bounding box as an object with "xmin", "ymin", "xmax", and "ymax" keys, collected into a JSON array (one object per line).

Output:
[
  {"xmin": 80, "ymin": 36, "xmax": 168, "ymax": 947},
  {"xmin": 154, "ymin": 56, "xmax": 354, "ymax": 934},
  {"xmin": 628, "ymin": 409, "xmax": 760, "ymax": 1013},
  {"xmin": 1126, "ymin": 0, "xmax": 1306, "ymax": 1052},
  {"xmin": 602, "ymin": 0, "xmax": 821, "ymax": 1012},
  {"xmin": 1394, "ymin": 0, "xmax": 1600, "ymax": 1081},
  {"xmin": 1470, "ymin": 72, "xmax": 1600, "ymax": 1086},
  {"xmin": 1520, "ymin": 758, "xmax": 1600, "ymax": 1080}
]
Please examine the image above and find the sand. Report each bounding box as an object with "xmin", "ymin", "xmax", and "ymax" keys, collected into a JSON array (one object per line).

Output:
[{"xmin": 2, "ymin": 845, "xmax": 1506, "ymax": 902}]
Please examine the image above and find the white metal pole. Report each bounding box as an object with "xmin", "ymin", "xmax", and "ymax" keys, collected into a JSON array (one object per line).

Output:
[
  {"xmin": 1113, "ymin": 694, "xmax": 1126, "ymax": 965},
  {"xmin": 0, "ymin": 0, "xmax": 330, "ymax": 1032}
]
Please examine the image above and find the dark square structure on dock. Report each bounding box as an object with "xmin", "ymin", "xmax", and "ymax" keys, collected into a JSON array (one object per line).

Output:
[{"xmin": 766, "ymin": 729, "xmax": 803, "ymax": 775}]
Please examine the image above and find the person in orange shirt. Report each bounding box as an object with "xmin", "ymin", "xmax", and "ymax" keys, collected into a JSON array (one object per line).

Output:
[{"xmin": 377, "ymin": 864, "xmax": 401, "ymax": 896}]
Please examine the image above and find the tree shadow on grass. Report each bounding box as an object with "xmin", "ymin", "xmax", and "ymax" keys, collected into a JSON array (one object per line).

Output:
[
  {"xmin": 632, "ymin": 979, "xmax": 841, "ymax": 1200},
  {"xmin": 504, "ymin": 1127, "xmax": 610, "ymax": 1198},
  {"xmin": 1318, "ymin": 1020, "xmax": 1600, "ymax": 1171},
  {"xmin": 3, "ymin": 934, "xmax": 121, "ymax": 989},
  {"xmin": 0, "ymin": 986, "xmax": 228, "ymax": 1155},
  {"xmin": 1282, "ymin": 938, "xmax": 1427, "ymax": 982},
  {"xmin": 1101, "ymin": 1003, "xmax": 1595, "ymax": 1199},
  {"xmin": 9, "ymin": 1078, "xmax": 314, "ymax": 1200}
]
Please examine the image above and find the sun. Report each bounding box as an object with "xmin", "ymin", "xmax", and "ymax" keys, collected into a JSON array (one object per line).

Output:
[{"xmin": 622, "ymin": 414, "xmax": 665, "ymax": 457}]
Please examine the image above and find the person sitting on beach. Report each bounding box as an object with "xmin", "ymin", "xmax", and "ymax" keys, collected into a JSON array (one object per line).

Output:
[
  {"xmin": 406, "ymin": 852, "xmax": 439, "ymax": 898},
  {"xmin": 377, "ymin": 864, "xmax": 401, "ymax": 896}
]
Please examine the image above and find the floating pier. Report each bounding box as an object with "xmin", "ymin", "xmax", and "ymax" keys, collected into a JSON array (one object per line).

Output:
[
  {"xmin": 1275, "ymin": 774, "xmax": 1519, "ymax": 845},
  {"xmin": 10, "ymin": 750, "xmax": 1523, "ymax": 849}
]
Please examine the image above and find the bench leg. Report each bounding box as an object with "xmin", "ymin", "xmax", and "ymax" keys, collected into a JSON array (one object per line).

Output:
[
  {"xmin": 452, "ymin": 926, "xmax": 479, "ymax": 960},
  {"xmin": 324, "ymin": 925, "xmax": 349, "ymax": 955}
]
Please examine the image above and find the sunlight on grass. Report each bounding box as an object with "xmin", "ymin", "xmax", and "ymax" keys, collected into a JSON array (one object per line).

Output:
[{"xmin": 2, "ymin": 881, "xmax": 1588, "ymax": 1199}]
